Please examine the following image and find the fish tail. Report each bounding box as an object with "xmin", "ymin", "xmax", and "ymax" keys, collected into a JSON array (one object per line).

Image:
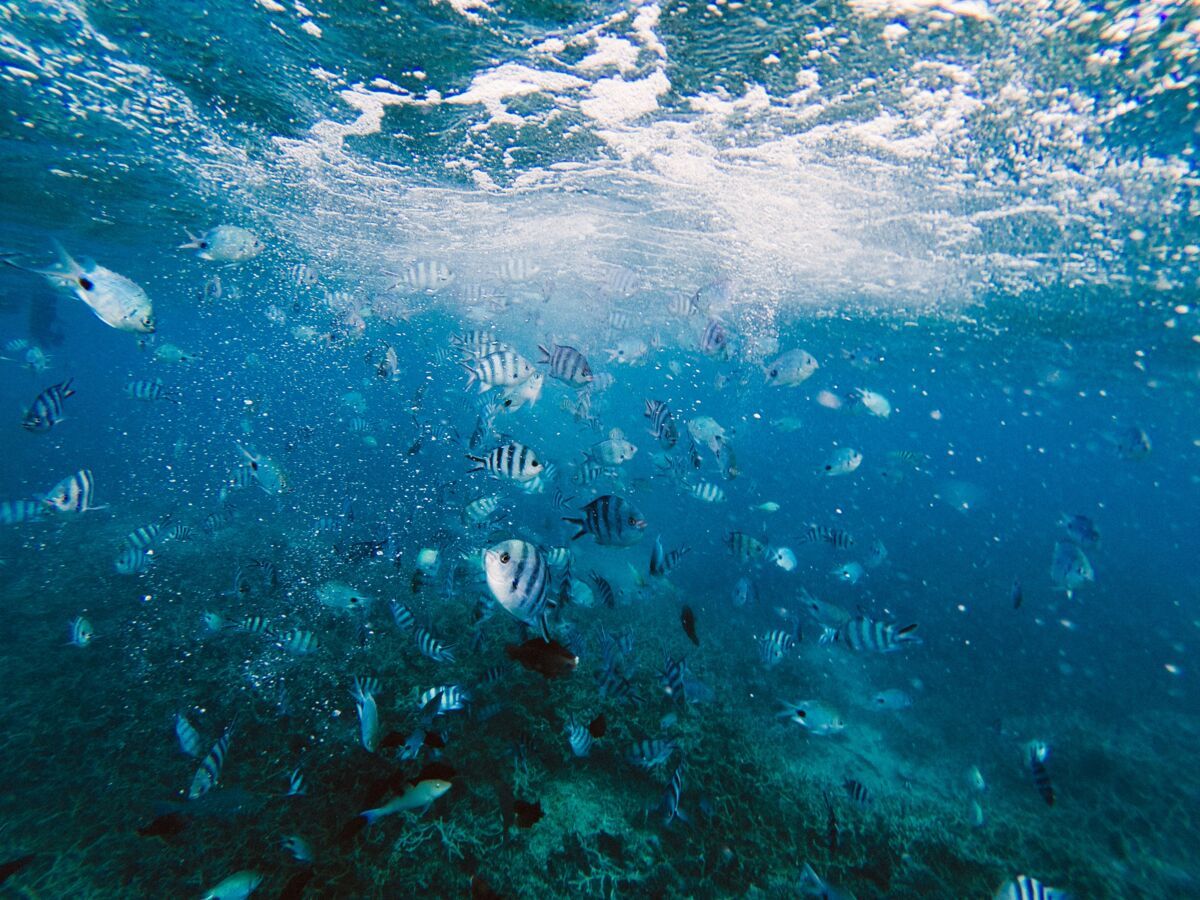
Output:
[
  {"xmin": 537, "ymin": 344, "xmax": 551, "ymax": 364},
  {"xmin": 561, "ymin": 517, "xmax": 586, "ymax": 540},
  {"xmin": 459, "ymin": 362, "xmax": 477, "ymax": 391},
  {"xmin": 466, "ymin": 454, "xmax": 485, "ymax": 472},
  {"xmin": 360, "ymin": 807, "xmax": 384, "ymax": 826},
  {"xmin": 177, "ymin": 230, "xmax": 203, "ymax": 250},
  {"xmin": 60, "ymin": 377, "xmax": 77, "ymax": 397}
]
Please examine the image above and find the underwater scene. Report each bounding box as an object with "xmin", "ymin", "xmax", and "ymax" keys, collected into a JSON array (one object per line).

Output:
[{"xmin": 1, "ymin": 0, "xmax": 1198, "ymax": 897}]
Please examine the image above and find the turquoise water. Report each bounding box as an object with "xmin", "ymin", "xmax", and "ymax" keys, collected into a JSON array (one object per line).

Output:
[{"xmin": 1, "ymin": 1, "xmax": 1198, "ymax": 897}]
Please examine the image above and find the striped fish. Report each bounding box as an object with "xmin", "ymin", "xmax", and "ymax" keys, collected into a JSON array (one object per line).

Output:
[
  {"xmin": 175, "ymin": 713, "xmax": 203, "ymax": 758},
  {"xmin": 688, "ymin": 480, "xmax": 726, "ymax": 503},
  {"xmin": 700, "ymin": 318, "xmax": 728, "ymax": 356},
  {"xmin": 286, "ymin": 767, "xmax": 308, "ymax": 796},
  {"xmin": 0, "ymin": 499, "xmax": 48, "ymax": 525},
  {"xmin": 484, "ymin": 540, "xmax": 551, "ymax": 638},
  {"xmin": 289, "ymin": 263, "xmax": 318, "ymax": 287},
  {"xmin": 239, "ymin": 615, "xmax": 274, "ymax": 637},
  {"xmin": 601, "ymin": 266, "xmax": 640, "ymax": 297},
  {"xmin": 844, "ymin": 779, "xmax": 871, "ymax": 806},
  {"xmin": 414, "ymin": 626, "xmax": 455, "ymax": 663},
  {"xmin": 1028, "ymin": 757, "xmax": 1055, "ymax": 806},
  {"xmin": 589, "ymin": 571, "xmax": 616, "ymax": 608},
  {"xmin": 833, "ymin": 616, "xmax": 920, "ymax": 653},
  {"xmin": 68, "ymin": 616, "xmax": 94, "ymax": 647},
  {"xmin": 661, "ymin": 762, "xmax": 686, "ymax": 825},
  {"xmin": 203, "ymin": 507, "xmax": 234, "ymax": 534},
  {"xmin": 565, "ymin": 720, "xmax": 594, "ymax": 758},
  {"xmin": 607, "ymin": 309, "xmax": 636, "ymax": 331},
  {"xmin": 165, "ymin": 524, "xmax": 193, "ymax": 541},
  {"xmin": 563, "ymin": 495, "xmax": 647, "ymax": 546},
  {"xmin": 4, "ymin": 338, "xmax": 29, "ymax": 353},
  {"xmin": 650, "ymin": 535, "xmax": 690, "ymax": 577},
  {"xmin": 551, "ymin": 487, "xmax": 576, "ymax": 512},
  {"xmin": 627, "ymin": 739, "xmax": 675, "ymax": 771},
  {"xmin": 468, "ymin": 442, "xmax": 543, "ymax": 483},
  {"xmin": 463, "ymin": 494, "xmax": 503, "ymax": 525},
  {"xmin": 114, "ymin": 545, "xmax": 153, "ymax": 575},
  {"xmin": 494, "ymin": 257, "xmax": 541, "ymax": 282},
  {"xmin": 451, "ymin": 329, "xmax": 496, "ymax": 356},
  {"xmin": 732, "ymin": 577, "xmax": 758, "ymax": 608},
  {"xmin": 391, "ymin": 259, "xmax": 454, "ymax": 292},
  {"xmin": 995, "ymin": 875, "xmax": 1069, "ymax": 900},
  {"xmin": 23, "ymin": 379, "xmax": 75, "ymax": 431},
  {"xmin": 417, "ymin": 684, "xmax": 470, "ymax": 715},
  {"xmin": 799, "ymin": 524, "xmax": 855, "ymax": 550},
  {"xmin": 390, "ymin": 601, "xmax": 416, "ymax": 632},
  {"xmin": 644, "ymin": 399, "xmax": 678, "ymax": 448},
  {"xmin": 123, "ymin": 520, "xmax": 169, "ymax": 551},
  {"xmin": 537, "ymin": 344, "xmax": 593, "ymax": 385},
  {"xmin": 660, "ymin": 655, "xmax": 687, "ymax": 699},
  {"xmin": 43, "ymin": 469, "xmax": 100, "ymax": 514},
  {"xmin": 545, "ymin": 546, "xmax": 572, "ymax": 569},
  {"xmin": 352, "ymin": 677, "xmax": 382, "ymax": 753},
  {"xmin": 725, "ymin": 530, "xmax": 766, "ymax": 562},
  {"xmin": 189, "ymin": 723, "xmax": 234, "ymax": 800},
  {"xmin": 462, "ymin": 350, "xmax": 534, "ymax": 393},
  {"xmin": 667, "ymin": 290, "xmax": 702, "ymax": 318},
  {"xmin": 277, "ymin": 629, "xmax": 319, "ymax": 655},
  {"xmin": 571, "ymin": 457, "xmax": 619, "ymax": 487},
  {"xmin": 759, "ymin": 629, "xmax": 796, "ymax": 667},
  {"xmin": 124, "ymin": 377, "xmax": 178, "ymax": 402}
]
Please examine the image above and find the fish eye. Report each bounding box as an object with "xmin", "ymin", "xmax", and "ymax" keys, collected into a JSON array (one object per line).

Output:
[
  {"xmin": 769, "ymin": 368, "xmax": 777, "ymax": 377},
  {"xmin": 79, "ymin": 277, "xmax": 94, "ymax": 291},
  {"xmin": 824, "ymin": 465, "xmax": 832, "ymax": 471},
  {"xmin": 627, "ymin": 516, "xmax": 636, "ymax": 525},
  {"xmin": 499, "ymin": 552, "xmax": 510, "ymax": 564},
  {"xmin": 199, "ymin": 241, "xmax": 208, "ymax": 249}
]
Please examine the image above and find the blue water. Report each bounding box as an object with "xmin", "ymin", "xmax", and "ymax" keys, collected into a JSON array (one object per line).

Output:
[{"xmin": 1, "ymin": 1, "xmax": 1198, "ymax": 897}]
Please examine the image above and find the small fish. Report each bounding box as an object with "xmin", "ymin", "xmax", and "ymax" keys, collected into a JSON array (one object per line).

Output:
[
  {"xmin": 644, "ymin": 400, "xmax": 678, "ymax": 448},
  {"xmin": 1050, "ymin": 541, "xmax": 1094, "ymax": 599},
  {"xmin": 864, "ymin": 539, "xmax": 888, "ymax": 568},
  {"xmin": 725, "ymin": 530, "xmax": 766, "ymax": 562},
  {"xmin": 845, "ymin": 387, "xmax": 891, "ymax": 418},
  {"xmin": 277, "ymin": 629, "xmax": 319, "ymax": 655},
  {"xmin": 485, "ymin": 540, "xmax": 551, "ymax": 637},
  {"xmin": 175, "ymin": 713, "xmax": 203, "ymax": 757},
  {"xmin": 680, "ymin": 605, "xmax": 699, "ymax": 646},
  {"xmin": 290, "ymin": 263, "xmax": 319, "ymax": 287},
  {"xmin": 286, "ymin": 767, "xmax": 307, "ymax": 796},
  {"xmin": 390, "ymin": 601, "xmax": 416, "ymax": 631},
  {"xmin": 136, "ymin": 813, "xmax": 186, "ymax": 840},
  {"xmin": 661, "ymin": 762, "xmax": 688, "ymax": 825},
  {"xmin": 152, "ymin": 342, "xmax": 201, "ymax": 364},
  {"xmin": 967, "ymin": 765, "xmax": 987, "ymax": 792},
  {"xmin": 0, "ymin": 499, "xmax": 48, "ymax": 525},
  {"xmin": 281, "ymin": 834, "xmax": 312, "ymax": 863},
  {"xmin": 589, "ymin": 571, "xmax": 616, "ymax": 608},
  {"xmin": 316, "ymin": 581, "xmax": 374, "ymax": 612},
  {"xmin": 799, "ymin": 524, "xmax": 855, "ymax": 550},
  {"xmin": 352, "ymin": 676, "xmax": 382, "ymax": 753},
  {"xmin": 1027, "ymin": 753, "xmax": 1055, "ymax": 806},
  {"xmin": 1111, "ymin": 424, "xmax": 1151, "ymax": 460},
  {"xmin": 181, "ymin": 225, "xmax": 264, "ymax": 262},
  {"xmin": 588, "ymin": 429, "xmax": 638, "ymax": 466},
  {"xmin": 843, "ymin": 778, "xmax": 871, "ymax": 806},
  {"xmin": 238, "ymin": 615, "xmax": 273, "ymax": 637},
  {"xmin": 199, "ymin": 870, "xmax": 262, "ymax": 900},
  {"xmin": 565, "ymin": 720, "xmax": 595, "ymax": 758},
  {"xmin": 360, "ymin": 778, "xmax": 453, "ymax": 823},
  {"xmin": 468, "ymin": 442, "xmax": 544, "ymax": 483},
  {"xmin": 68, "ymin": 616, "xmax": 94, "ymax": 647},
  {"xmin": 1060, "ymin": 514, "xmax": 1099, "ymax": 547},
  {"xmin": 777, "ymin": 700, "xmax": 845, "ymax": 736},
  {"xmin": 22, "ymin": 379, "xmax": 75, "ymax": 432},
  {"xmin": 830, "ymin": 561, "xmax": 864, "ymax": 584},
  {"xmin": 627, "ymin": 738, "xmax": 676, "ymax": 771},
  {"xmin": 994, "ymin": 875, "xmax": 1070, "ymax": 900},
  {"xmin": 732, "ymin": 577, "xmax": 758, "ymax": 608},
  {"xmin": 414, "ymin": 626, "xmax": 455, "ymax": 663},
  {"xmin": 236, "ymin": 444, "xmax": 288, "ymax": 495},
  {"xmin": 505, "ymin": 638, "xmax": 578, "ymax": 679},
  {"xmin": 115, "ymin": 545, "xmax": 153, "ymax": 575},
  {"xmin": 871, "ymin": 688, "xmax": 913, "ymax": 710},
  {"xmin": 538, "ymin": 343, "xmax": 593, "ymax": 384},
  {"xmin": 828, "ymin": 616, "xmax": 919, "ymax": 653},
  {"xmin": 767, "ymin": 546, "xmax": 797, "ymax": 571},
  {"xmin": 189, "ymin": 723, "xmax": 234, "ymax": 800},
  {"xmin": 759, "ymin": 629, "xmax": 797, "ymax": 667},
  {"xmin": 650, "ymin": 535, "xmax": 690, "ymax": 577},
  {"xmin": 1011, "ymin": 578, "xmax": 1024, "ymax": 610},
  {"xmin": 688, "ymin": 480, "xmax": 726, "ymax": 503},
  {"xmin": 821, "ymin": 447, "xmax": 863, "ymax": 476},
  {"xmin": 43, "ymin": 469, "xmax": 101, "ymax": 514},
  {"xmin": 563, "ymin": 495, "xmax": 647, "ymax": 547},
  {"xmin": 416, "ymin": 685, "xmax": 470, "ymax": 715},
  {"xmin": 513, "ymin": 798, "xmax": 544, "ymax": 829},
  {"xmin": 391, "ymin": 259, "xmax": 454, "ymax": 292},
  {"xmin": 462, "ymin": 350, "xmax": 535, "ymax": 393},
  {"xmin": 764, "ymin": 348, "xmax": 818, "ymax": 386},
  {"xmin": 753, "ymin": 501, "xmax": 780, "ymax": 512},
  {"xmin": 700, "ymin": 318, "xmax": 729, "ymax": 356},
  {"xmin": 661, "ymin": 655, "xmax": 688, "ymax": 699}
]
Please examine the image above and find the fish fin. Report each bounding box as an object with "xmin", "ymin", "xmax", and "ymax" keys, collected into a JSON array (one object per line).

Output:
[
  {"xmin": 466, "ymin": 454, "xmax": 486, "ymax": 472},
  {"xmin": 177, "ymin": 230, "xmax": 203, "ymax": 250},
  {"xmin": 561, "ymin": 517, "xmax": 586, "ymax": 540},
  {"xmin": 537, "ymin": 344, "xmax": 551, "ymax": 364},
  {"xmin": 459, "ymin": 362, "xmax": 477, "ymax": 391}
]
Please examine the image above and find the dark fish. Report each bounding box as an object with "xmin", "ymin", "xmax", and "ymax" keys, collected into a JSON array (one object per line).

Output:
[
  {"xmin": 1011, "ymin": 577, "xmax": 1024, "ymax": 610},
  {"xmin": 588, "ymin": 713, "xmax": 607, "ymax": 739},
  {"xmin": 823, "ymin": 792, "xmax": 841, "ymax": 852},
  {"xmin": 680, "ymin": 605, "xmax": 699, "ymax": 646},
  {"xmin": 589, "ymin": 571, "xmax": 616, "ymax": 608},
  {"xmin": 563, "ymin": 495, "xmax": 647, "ymax": 546},
  {"xmin": 513, "ymin": 799, "xmax": 544, "ymax": 829},
  {"xmin": 505, "ymin": 638, "xmax": 579, "ymax": 678},
  {"xmin": 844, "ymin": 779, "xmax": 871, "ymax": 806},
  {"xmin": 471, "ymin": 874, "xmax": 505, "ymax": 900},
  {"xmin": 0, "ymin": 855, "xmax": 34, "ymax": 886},
  {"xmin": 136, "ymin": 812, "xmax": 187, "ymax": 840},
  {"xmin": 278, "ymin": 868, "xmax": 315, "ymax": 900},
  {"xmin": 1030, "ymin": 759, "xmax": 1055, "ymax": 806}
]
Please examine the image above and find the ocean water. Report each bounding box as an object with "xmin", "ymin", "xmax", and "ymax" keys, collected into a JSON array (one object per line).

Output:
[{"xmin": 1, "ymin": 0, "xmax": 1198, "ymax": 897}]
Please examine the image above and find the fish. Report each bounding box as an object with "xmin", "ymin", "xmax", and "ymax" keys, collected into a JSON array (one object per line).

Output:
[
  {"xmin": 1011, "ymin": 578, "xmax": 1024, "ymax": 610},
  {"xmin": 994, "ymin": 875, "xmax": 1071, "ymax": 900},
  {"xmin": 151, "ymin": 342, "xmax": 200, "ymax": 364},
  {"xmin": 589, "ymin": 571, "xmax": 616, "ymax": 608},
  {"xmin": 864, "ymin": 539, "xmax": 888, "ymax": 568},
  {"xmin": 236, "ymin": 444, "xmax": 288, "ymax": 495},
  {"xmin": 627, "ymin": 739, "xmax": 676, "ymax": 771},
  {"xmin": 468, "ymin": 442, "xmax": 544, "ymax": 483},
  {"xmin": 199, "ymin": 871, "xmax": 263, "ymax": 900},
  {"xmin": 277, "ymin": 629, "xmax": 319, "ymax": 655},
  {"xmin": 661, "ymin": 655, "xmax": 688, "ymax": 698},
  {"xmin": 725, "ymin": 530, "xmax": 766, "ymax": 562},
  {"xmin": 687, "ymin": 480, "xmax": 726, "ymax": 503},
  {"xmin": 843, "ymin": 779, "xmax": 871, "ymax": 806},
  {"xmin": 316, "ymin": 581, "xmax": 374, "ymax": 612},
  {"xmin": 563, "ymin": 495, "xmax": 647, "ymax": 546},
  {"xmin": 290, "ymin": 262, "xmax": 319, "ymax": 287},
  {"xmin": 732, "ymin": 577, "xmax": 758, "ymax": 608},
  {"xmin": 279, "ymin": 870, "xmax": 314, "ymax": 900},
  {"xmin": 513, "ymin": 798, "xmax": 544, "ymax": 829},
  {"xmin": 870, "ymin": 689, "xmax": 913, "ymax": 710},
  {"xmin": 680, "ymin": 605, "xmax": 699, "ymax": 645},
  {"xmin": 9, "ymin": 241, "xmax": 155, "ymax": 333},
  {"xmin": 661, "ymin": 762, "xmax": 688, "ymax": 825},
  {"xmin": 830, "ymin": 561, "xmax": 864, "ymax": 584},
  {"xmin": 754, "ymin": 501, "xmax": 781, "ymax": 512},
  {"xmin": 416, "ymin": 685, "xmax": 470, "ymax": 716},
  {"xmin": 1027, "ymin": 752, "xmax": 1055, "ymax": 806},
  {"xmin": 281, "ymin": 834, "xmax": 312, "ymax": 863},
  {"xmin": 122, "ymin": 520, "xmax": 169, "ymax": 552},
  {"xmin": 414, "ymin": 626, "xmax": 456, "ymax": 663},
  {"xmin": 566, "ymin": 720, "xmax": 595, "ymax": 757},
  {"xmin": 390, "ymin": 601, "xmax": 416, "ymax": 631},
  {"xmin": 827, "ymin": 616, "xmax": 920, "ymax": 653},
  {"xmin": 391, "ymin": 259, "xmax": 455, "ymax": 292},
  {"xmin": 764, "ymin": 349, "xmax": 818, "ymax": 386},
  {"xmin": 286, "ymin": 767, "xmax": 307, "ymax": 797},
  {"xmin": 767, "ymin": 546, "xmax": 797, "ymax": 571},
  {"xmin": 360, "ymin": 779, "xmax": 453, "ymax": 823},
  {"xmin": 462, "ymin": 350, "xmax": 535, "ymax": 393},
  {"xmin": 777, "ymin": 700, "xmax": 845, "ymax": 736},
  {"xmin": 799, "ymin": 524, "xmax": 855, "ymax": 550},
  {"xmin": 650, "ymin": 535, "xmax": 690, "ymax": 577},
  {"xmin": 498, "ymin": 370, "xmax": 544, "ymax": 410},
  {"xmin": 22, "ymin": 379, "xmax": 75, "ymax": 431},
  {"xmin": 538, "ymin": 343, "xmax": 593, "ymax": 384},
  {"xmin": 1060, "ymin": 514, "xmax": 1100, "ymax": 547},
  {"xmin": 1110, "ymin": 424, "xmax": 1151, "ymax": 460},
  {"xmin": 759, "ymin": 629, "xmax": 797, "ymax": 667},
  {"xmin": 1050, "ymin": 541, "xmax": 1094, "ymax": 599},
  {"xmin": 180, "ymin": 226, "xmax": 263, "ymax": 262},
  {"xmin": 505, "ymin": 638, "xmax": 578, "ymax": 678},
  {"xmin": 821, "ymin": 447, "xmax": 863, "ymax": 476},
  {"xmin": 845, "ymin": 387, "xmax": 891, "ymax": 418},
  {"xmin": 606, "ymin": 336, "xmax": 648, "ymax": 364},
  {"xmin": 700, "ymin": 318, "xmax": 729, "ymax": 356},
  {"xmin": 237, "ymin": 615, "xmax": 273, "ymax": 637},
  {"xmin": 0, "ymin": 499, "xmax": 48, "ymax": 525},
  {"xmin": 43, "ymin": 469, "xmax": 101, "ymax": 514},
  {"xmin": 175, "ymin": 713, "xmax": 203, "ymax": 757},
  {"xmin": 484, "ymin": 540, "xmax": 552, "ymax": 637},
  {"xmin": 968, "ymin": 765, "xmax": 987, "ymax": 792},
  {"xmin": 352, "ymin": 676, "xmax": 382, "ymax": 753},
  {"xmin": 136, "ymin": 813, "xmax": 186, "ymax": 840},
  {"xmin": 644, "ymin": 399, "xmax": 678, "ymax": 448},
  {"xmin": 68, "ymin": 616, "xmax": 94, "ymax": 647},
  {"xmin": 587, "ymin": 429, "xmax": 638, "ymax": 465},
  {"xmin": 189, "ymin": 723, "xmax": 234, "ymax": 800}
]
